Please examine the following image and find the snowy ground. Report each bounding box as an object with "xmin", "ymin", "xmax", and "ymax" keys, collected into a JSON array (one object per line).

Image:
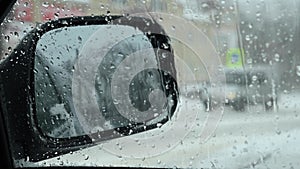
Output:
[{"xmin": 28, "ymin": 91, "xmax": 300, "ymax": 168}]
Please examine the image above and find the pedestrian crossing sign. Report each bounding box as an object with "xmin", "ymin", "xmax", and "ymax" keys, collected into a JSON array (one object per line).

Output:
[{"xmin": 226, "ymin": 48, "xmax": 244, "ymax": 68}]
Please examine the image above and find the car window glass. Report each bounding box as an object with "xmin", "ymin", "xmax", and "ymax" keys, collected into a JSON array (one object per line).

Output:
[{"xmin": 1, "ymin": 0, "xmax": 300, "ymax": 168}]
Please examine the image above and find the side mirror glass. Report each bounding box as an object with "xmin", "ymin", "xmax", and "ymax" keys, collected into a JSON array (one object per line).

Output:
[
  {"xmin": 31, "ymin": 15, "xmax": 179, "ymax": 147},
  {"xmin": 0, "ymin": 16, "xmax": 179, "ymax": 161},
  {"xmin": 35, "ymin": 24, "xmax": 178, "ymax": 140}
]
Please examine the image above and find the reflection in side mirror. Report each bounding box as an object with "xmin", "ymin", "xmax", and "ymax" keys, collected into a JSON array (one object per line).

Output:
[
  {"xmin": 0, "ymin": 15, "xmax": 179, "ymax": 162},
  {"xmin": 34, "ymin": 24, "xmax": 178, "ymax": 140}
]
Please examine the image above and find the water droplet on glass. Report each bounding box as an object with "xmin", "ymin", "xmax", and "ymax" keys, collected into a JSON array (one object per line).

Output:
[
  {"xmin": 265, "ymin": 43, "xmax": 270, "ymax": 48},
  {"xmin": 33, "ymin": 69, "xmax": 38, "ymax": 74},
  {"xmin": 54, "ymin": 13, "xmax": 59, "ymax": 19},
  {"xmin": 117, "ymin": 52, "xmax": 124, "ymax": 58},
  {"xmin": 201, "ymin": 3, "xmax": 209, "ymax": 8},
  {"xmin": 275, "ymin": 128, "xmax": 281, "ymax": 135},
  {"xmin": 162, "ymin": 52, "xmax": 168, "ymax": 59},
  {"xmin": 42, "ymin": 2, "xmax": 50, "ymax": 7},
  {"xmin": 23, "ymin": 2, "xmax": 29, "ymax": 7},
  {"xmin": 157, "ymin": 123, "xmax": 162, "ymax": 127},
  {"xmin": 162, "ymin": 43, "xmax": 169, "ymax": 49},
  {"xmin": 14, "ymin": 32, "xmax": 19, "ymax": 38},
  {"xmin": 274, "ymin": 53, "xmax": 280, "ymax": 62},
  {"xmin": 84, "ymin": 155, "xmax": 89, "ymax": 160},
  {"xmin": 62, "ymin": 20, "xmax": 68, "ymax": 25},
  {"xmin": 44, "ymin": 66, "xmax": 49, "ymax": 71},
  {"xmin": 4, "ymin": 35, "xmax": 10, "ymax": 42},
  {"xmin": 266, "ymin": 101, "xmax": 272, "ymax": 107},
  {"xmin": 129, "ymin": 129, "xmax": 133, "ymax": 135},
  {"xmin": 252, "ymin": 75, "xmax": 257, "ymax": 81},
  {"xmin": 110, "ymin": 64, "xmax": 116, "ymax": 69},
  {"xmin": 118, "ymin": 145, "xmax": 123, "ymax": 150},
  {"xmin": 247, "ymin": 58, "xmax": 253, "ymax": 64},
  {"xmin": 248, "ymin": 23, "xmax": 253, "ymax": 29},
  {"xmin": 256, "ymin": 12, "xmax": 261, "ymax": 17},
  {"xmin": 22, "ymin": 11, "xmax": 27, "ymax": 16},
  {"xmin": 245, "ymin": 35, "xmax": 250, "ymax": 41},
  {"xmin": 7, "ymin": 46, "xmax": 12, "ymax": 52},
  {"xmin": 296, "ymin": 66, "xmax": 300, "ymax": 76},
  {"xmin": 171, "ymin": 25, "xmax": 176, "ymax": 31}
]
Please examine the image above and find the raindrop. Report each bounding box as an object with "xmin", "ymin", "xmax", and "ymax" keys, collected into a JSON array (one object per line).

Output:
[
  {"xmin": 128, "ymin": 129, "xmax": 133, "ymax": 135},
  {"xmin": 265, "ymin": 43, "xmax": 270, "ymax": 48},
  {"xmin": 100, "ymin": 4, "xmax": 105, "ymax": 9},
  {"xmin": 162, "ymin": 52, "xmax": 168, "ymax": 59},
  {"xmin": 113, "ymin": 99, "xmax": 119, "ymax": 105},
  {"xmin": 274, "ymin": 53, "xmax": 280, "ymax": 62},
  {"xmin": 44, "ymin": 66, "xmax": 49, "ymax": 71},
  {"xmin": 252, "ymin": 75, "xmax": 257, "ymax": 81},
  {"xmin": 171, "ymin": 25, "xmax": 176, "ymax": 31},
  {"xmin": 33, "ymin": 69, "xmax": 38, "ymax": 74},
  {"xmin": 275, "ymin": 128, "xmax": 281, "ymax": 135},
  {"xmin": 296, "ymin": 66, "xmax": 300, "ymax": 76},
  {"xmin": 201, "ymin": 3, "xmax": 209, "ymax": 8},
  {"xmin": 117, "ymin": 52, "xmax": 125, "ymax": 58},
  {"xmin": 84, "ymin": 155, "xmax": 89, "ymax": 160},
  {"xmin": 54, "ymin": 13, "xmax": 59, "ymax": 19},
  {"xmin": 62, "ymin": 20, "xmax": 68, "ymax": 25},
  {"xmin": 110, "ymin": 64, "xmax": 116, "ymax": 69},
  {"xmin": 245, "ymin": 35, "xmax": 250, "ymax": 41},
  {"xmin": 256, "ymin": 12, "xmax": 261, "ymax": 17},
  {"xmin": 161, "ymin": 43, "xmax": 169, "ymax": 49},
  {"xmin": 14, "ymin": 32, "xmax": 19, "ymax": 38},
  {"xmin": 247, "ymin": 58, "xmax": 252, "ymax": 64},
  {"xmin": 248, "ymin": 23, "xmax": 253, "ymax": 29},
  {"xmin": 4, "ymin": 35, "xmax": 10, "ymax": 42},
  {"xmin": 42, "ymin": 2, "xmax": 50, "ymax": 7},
  {"xmin": 22, "ymin": 11, "xmax": 27, "ymax": 16},
  {"xmin": 23, "ymin": 2, "xmax": 29, "ymax": 7},
  {"xmin": 266, "ymin": 101, "xmax": 272, "ymax": 107}
]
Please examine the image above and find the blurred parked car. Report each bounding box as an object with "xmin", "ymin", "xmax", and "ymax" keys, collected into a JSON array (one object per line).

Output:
[{"xmin": 185, "ymin": 66, "xmax": 278, "ymax": 112}]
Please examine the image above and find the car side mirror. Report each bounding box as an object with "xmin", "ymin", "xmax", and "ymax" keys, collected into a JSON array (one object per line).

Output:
[{"xmin": 0, "ymin": 15, "xmax": 178, "ymax": 162}]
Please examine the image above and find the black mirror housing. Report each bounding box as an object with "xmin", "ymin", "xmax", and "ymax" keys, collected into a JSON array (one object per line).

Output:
[{"xmin": 0, "ymin": 15, "xmax": 178, "ymax": 162}]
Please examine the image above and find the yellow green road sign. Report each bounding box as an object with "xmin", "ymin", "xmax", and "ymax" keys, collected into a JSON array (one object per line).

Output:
[{"xmin": 226, "ymin": 48, "xmax": 244, "ymax": 68}]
